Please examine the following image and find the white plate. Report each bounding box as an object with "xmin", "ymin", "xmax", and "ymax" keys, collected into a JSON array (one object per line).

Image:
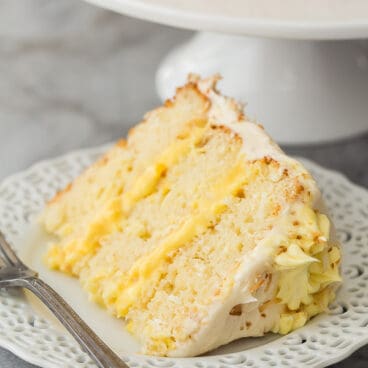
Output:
[
  {"xmin": 0, "ymin": 145, "xmax": 367, "ymax": 368},
  {"xmin": 83, "ymin": 0, "xmax": 368, "ymax": 39}
]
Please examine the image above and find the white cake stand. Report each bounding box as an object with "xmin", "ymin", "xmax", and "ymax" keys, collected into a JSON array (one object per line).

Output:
[{"xmin": 84, "ymin": 0, "xmax": 368, "ymax": 143}]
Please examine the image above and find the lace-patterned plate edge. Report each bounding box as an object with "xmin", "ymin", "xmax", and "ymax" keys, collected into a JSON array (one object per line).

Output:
[{"xmin": 0, "ymin": 144, "xmax": 366, "ymax": 368}]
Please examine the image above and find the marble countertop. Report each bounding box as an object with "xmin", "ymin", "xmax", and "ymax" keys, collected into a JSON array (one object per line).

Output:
[{"xmin": 0, "ymin": 0, "xmax": 367, "ymax": 367}]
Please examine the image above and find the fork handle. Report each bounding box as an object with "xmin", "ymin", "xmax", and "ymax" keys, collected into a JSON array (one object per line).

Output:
[{"xmin": 24, "ymin": 277, "xmax": 128, "ymax": 368}]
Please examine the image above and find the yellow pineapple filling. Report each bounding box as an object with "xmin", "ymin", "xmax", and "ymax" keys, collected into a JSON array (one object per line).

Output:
[
  {"xmin": 120, "ymin": 121, "xmax": 207, "ymax": 215},
  {"xmin": 114, "ymin": 161, "xmax": 248, "ymax": 316},
  {"xmin": 45, "ymin": 120, "xmax": 207, "ymax": 274},
  {"xmin": 272, "ymin": 209, "xmax": 341, "ymax": 334}
]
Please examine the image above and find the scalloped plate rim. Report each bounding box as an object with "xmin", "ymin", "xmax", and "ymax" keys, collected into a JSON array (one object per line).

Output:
[{"xmin": 0, "ymin": 144, "xmax": 367, "ymax": 368}]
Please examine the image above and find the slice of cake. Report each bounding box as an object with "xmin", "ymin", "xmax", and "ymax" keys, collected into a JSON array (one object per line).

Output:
[{"xmin": 39, "ymin": 75, "xmax": 341, "ymax": 357}]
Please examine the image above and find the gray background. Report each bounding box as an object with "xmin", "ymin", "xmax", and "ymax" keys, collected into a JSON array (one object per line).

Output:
[{"xmin": 0, "ymin": 0, "xmax": 367, "ymax": 367}]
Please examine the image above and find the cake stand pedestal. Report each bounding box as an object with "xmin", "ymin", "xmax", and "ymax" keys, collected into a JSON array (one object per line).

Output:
[
  {"xmin": 83, "ymin": 0, "xmax": 368, "ymax": 144},
  {"xmin": 157, "ymin": 33, "xmax": 368, "ymax": 144}
]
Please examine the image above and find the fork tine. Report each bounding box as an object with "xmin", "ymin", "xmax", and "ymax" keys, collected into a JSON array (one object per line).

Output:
[
  {"xmin": 0, "ymin": 254, "xmax": 6, "ymax": 269},
  {"xmin": 0, "ymin": 231, "xmax": 22, "ymax": 266}
]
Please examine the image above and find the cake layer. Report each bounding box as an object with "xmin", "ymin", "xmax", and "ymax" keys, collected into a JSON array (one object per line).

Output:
[{"xmin": 39, "ymin": 75, "xmax": 341, "ymax": 357}]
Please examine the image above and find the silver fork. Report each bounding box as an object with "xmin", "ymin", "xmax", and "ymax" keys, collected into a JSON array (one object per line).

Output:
[{"xmin": 0, "ymin": 231, "xmax": 128, "ymax": 368}]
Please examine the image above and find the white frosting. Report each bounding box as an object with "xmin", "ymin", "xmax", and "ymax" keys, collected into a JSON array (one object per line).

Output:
[
  {"xmin": 169, "ymin": 244, "xmax": 282, "ymax": 357},
  {"xmin": 196, "ymin": 75, "xmax": 286, "ymax": 163},
  {"xmin": 197, "ymin": 75, "xmax": 321, "ymax": 202},
  {"xmin": 166, "ymin": 76, "xmax": 322, "ymax": 357}
]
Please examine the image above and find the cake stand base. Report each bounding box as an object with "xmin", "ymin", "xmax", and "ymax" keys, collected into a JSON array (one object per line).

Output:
[{"xmin": 156, "ymin": 33, "xmax": 368, "ymax": 144}]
